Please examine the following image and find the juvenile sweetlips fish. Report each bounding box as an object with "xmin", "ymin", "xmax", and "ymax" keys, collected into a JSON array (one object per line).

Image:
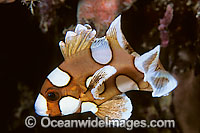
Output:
[{"xmin": 34, "ymin": 16, "xmax": 177, "ymax": 120}]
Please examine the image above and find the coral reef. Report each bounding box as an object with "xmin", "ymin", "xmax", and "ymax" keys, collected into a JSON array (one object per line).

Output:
[
  {"xmin": 77, "ymin": 0, "xmax": 136, "ymax": 37},
  {"xmin": 158, "ymin": 4, "xmax": 173, "ymax": 47}
]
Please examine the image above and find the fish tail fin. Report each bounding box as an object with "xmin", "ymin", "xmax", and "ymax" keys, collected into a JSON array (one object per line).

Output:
[
  {"xmin": 134, "ymin": 45, "xmax": 178, "ymax": 97},
  {"xmin": 147, "ymin": 69, "xmax": 178, "ymax": 97}
]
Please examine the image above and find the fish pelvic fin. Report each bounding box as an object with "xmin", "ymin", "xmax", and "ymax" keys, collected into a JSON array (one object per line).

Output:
[
  {"xmin": 59, "ymin": 24, "xmax": 96, "ymax": 59},
  {"xmin": 134, "ymin": 45, "xmax": 178, "ymax": 97},
  {"xmin": 88, "ymin": 65, "xmax": 117, "ymax": 100},
  {"xmin": 95, "ymin": 93, "xmax": 133, "ymax": 120},
  {"xmin": 106, "ymin": 15, "xmax": 134, "ymax": 54}
]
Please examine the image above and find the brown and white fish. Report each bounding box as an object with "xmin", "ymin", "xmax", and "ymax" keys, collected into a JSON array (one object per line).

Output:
[{"xmin": 34, "ymin": 16, "xmax": 177, "ymax": 120}]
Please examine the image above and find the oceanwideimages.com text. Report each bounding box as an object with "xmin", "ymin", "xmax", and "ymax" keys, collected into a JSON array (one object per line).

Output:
[{"xmin": 25, "ymin": 116, "xmax": 175, "ymax": 130}]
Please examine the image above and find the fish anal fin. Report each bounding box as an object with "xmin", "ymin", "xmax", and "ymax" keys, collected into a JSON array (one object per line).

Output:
[{"xmin": 95, "ymin": 93, "xmax": 132, "ymax": 120}]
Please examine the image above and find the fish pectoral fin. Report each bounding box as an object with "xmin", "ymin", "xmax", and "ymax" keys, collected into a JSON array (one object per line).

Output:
[
  {"xmin": 91, "ymin": 84, "xmax": 105, "ymax": 100},
  {"xmin": 134, "ymin": 45, "xmax": 160, "ymax": 81},
  {"xmin": 106, "ymin": 15, "xmax": 134, "ymax": 54},
  {"xmin": 89, "ymin": 65, "xmax": 117, "ymax": 100},
  {"xmin": 146, "ymin": 70, "xmax": 177, "ymax": 97},
  {"xmin": 95, "ymin": 93, "xmax": 133, "ymax": 121}
]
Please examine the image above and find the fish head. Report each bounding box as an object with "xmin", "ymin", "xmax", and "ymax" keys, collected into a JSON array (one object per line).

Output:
[
  {"xmin": 34, "ymin": 21, "xmax": 97, "ymax": 117},
  {"xmin": 34, "ymin": 66, "xmax": 86, "ymax": 117}
]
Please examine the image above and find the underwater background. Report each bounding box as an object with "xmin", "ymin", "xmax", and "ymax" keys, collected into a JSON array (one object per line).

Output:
[{"xmin": 1, "ymin": 0, "xmax": 200, "ymax": 132}]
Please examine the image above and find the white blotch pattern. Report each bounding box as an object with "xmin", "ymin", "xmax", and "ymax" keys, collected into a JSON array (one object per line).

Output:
[
  {"xmin": 91, "ymin": 37, "xmax": 112, "ymax": 65},
  {"xmin": 81, "ymin": 102, "xmax": 98, "ymax": 114},
  {"xmin": 59, "ymin": 96, "xmax": 80, "ymax": 115},
  {"xmin": 116, "ymin": 75, "xmax": 139, "ymax": 92},
  {"xmin": 34, "ymin": 93, "xmax": 48, "ymax": 116},
  {"xmin": 47, "ymin": 67, "xmax": 71, "ymax": 87}
]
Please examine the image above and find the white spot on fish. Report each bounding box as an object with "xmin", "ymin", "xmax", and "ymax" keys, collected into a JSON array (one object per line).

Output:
[
  {"xmin": 81, "ymin": 102, "xmax": 98, "ymax": 114},
  {"xmin": 47, "ymin": 67, "xmax": 71, "ymax": 87},
  {"xmin": 116, "ymin": 75, "xmax": 139, "ymax": 92},
  {"xmin": 59, "ymin": 96, "xmax": 80, "ymax": 115},
  {"xmin": 91, "ymin": 37, "xmax": 112, "ymax": 65},
  {"xmin": 90, "ymin": 65, "xmax": 117, "ymax": 99},
  {"xmin": 34, "ymin": 93, "xmax": 48, "ymax": 116}
]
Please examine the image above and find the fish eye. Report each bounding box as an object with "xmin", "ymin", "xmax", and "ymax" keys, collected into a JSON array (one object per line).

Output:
[{"xmin": 47, "ymin": 92, "xmax": 59, "ymax": 101}]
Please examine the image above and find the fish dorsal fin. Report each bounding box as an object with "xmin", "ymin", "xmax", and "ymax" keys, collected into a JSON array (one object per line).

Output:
[
  {"xmin": 106, "ymin": 15, "xmax": 134, "ymax": 54},
  {"xmin": 95, "ymin": 93, "xmax": 133, "ymax": 120},
  {"xmin": 134, "ymin": 45, "xmax": 177, "ymax": 97},
  {"xmin": 59, "ymin": 24, "xmax": 96, "ymax": 59},
  {"xmin": 88, "ymin": 65, "xmax": 117, "ymax": 100},
  {"xmin": 134, "ymin": 45, "xmax": 160, "ymax": 81}
]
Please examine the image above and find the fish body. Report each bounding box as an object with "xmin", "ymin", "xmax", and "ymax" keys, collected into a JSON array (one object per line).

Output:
[{"xmin": 35, "ymin": 16, "xmax": 177, "ymax": 120}]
